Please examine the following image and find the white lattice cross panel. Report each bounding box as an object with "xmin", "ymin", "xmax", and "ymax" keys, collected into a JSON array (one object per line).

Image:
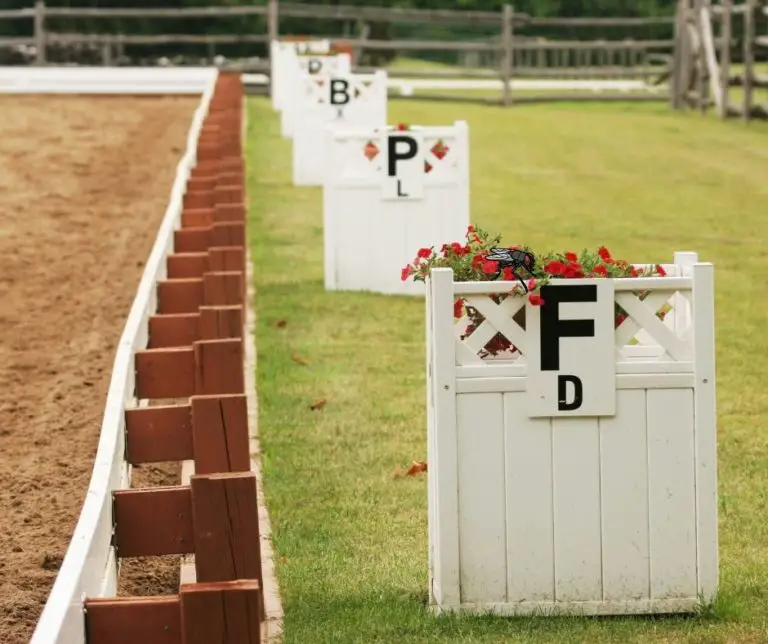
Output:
[
  {"xmin": 322, "ymin": 121, "xmax": 470, "ymax": 297},
  {"xmin": 453, "ymin": 280, "xmax": 694, "ymax": 367},
  {"xmin": 292, "ymin": 71, "xmax": 388, "ymax": 187},
  {"xmin": 327, "ymin": 124, "xmax": 466, "ymax": 185},
  {"xmin": 280, "ymin": 52, "xmax": 352, "ymax": 138}
]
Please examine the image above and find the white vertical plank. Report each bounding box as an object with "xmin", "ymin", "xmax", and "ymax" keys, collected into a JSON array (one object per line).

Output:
[
  {"xmin": 322, "ymin": 128, "xmax": 338, "ymax": 290},
  {"xmin": 428, "ymin": 268, "xmax": 461, "ymax": 606},
  {"xmin": 599, "ymin": 389, "xmax": 650, "ymax": 601},
  {"xmin": 425, "ymin": 282, "xmax": 437, "ymax": 600},
  {"xmin": 647, "ymin": 388, "xmax": 698, "ymax": 599},
  {"xmin": 552, "ymin": 417, "xmax": 603, "ymax": 601},
  {"xmin": 457, "ymin": 392, "xmax": 507, "ymax": 603},
  {"xmin": 691, "ymin": 262, "xmax": 718, "ymax": 600},
  {"xmin": 504, "ymin": 392, "xmax": 555, "ymax": 602}
]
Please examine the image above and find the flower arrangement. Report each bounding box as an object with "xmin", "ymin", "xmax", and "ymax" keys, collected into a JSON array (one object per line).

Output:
[{"xmin": 401, "ymin": 225, "xmax": 669, "ymax": 357}]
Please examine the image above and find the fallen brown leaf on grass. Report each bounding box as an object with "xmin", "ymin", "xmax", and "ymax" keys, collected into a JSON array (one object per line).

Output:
[
  {"xmin": 309, "ymin": 399, "xmax": 327, "ymax": 411},
  {"xmin": 407, "ymin": 460, "xmax": 428, "ymax": 476},
  {"xmin": 394, "ymin": 460, "xmax": 428, "ymax": 478},
  {"xmin": 292, "ymin": 352, "xmax": 309, "ymax": 366},
  {"xmin": 276, "ymin": 319, "xmax": 287, "ymax": 328}
]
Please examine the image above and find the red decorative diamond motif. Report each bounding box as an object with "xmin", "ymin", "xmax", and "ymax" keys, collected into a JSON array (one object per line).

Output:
[
  {"xmin": 425, "ymin": 161, "xmax": 433, "ymax": 174},
  {"xmin": 363, "ymin": 141, "xmax": 379, "ymax": 161},
  {"xmin": 431, "ymin": 139, "xmax": 449, "ymax": 160}
]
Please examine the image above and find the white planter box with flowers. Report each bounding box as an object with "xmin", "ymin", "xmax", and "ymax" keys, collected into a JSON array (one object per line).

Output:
[
  {"xmin": 270, "ymin": 39, "xmax": 331, "ymax": 111},
  {"xmin": 410, "ymin": 227, "xmax": 719, "ymax": 616},
  {"xmin": 292, "ymin": 70, "xmax": 388, "ymax": 187},
  {"xmin": 323, "ymin": 121, "xmax": 469, "ymax": 296},
  {"xmin": 281, "ymin": 50, "xmax": 352, "ymax": 139}
]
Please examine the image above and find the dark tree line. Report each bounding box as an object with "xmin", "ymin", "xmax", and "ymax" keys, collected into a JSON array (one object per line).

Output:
[{"xmin": 0, "ymin": 0, "xmax": 682, "ymax": 64}]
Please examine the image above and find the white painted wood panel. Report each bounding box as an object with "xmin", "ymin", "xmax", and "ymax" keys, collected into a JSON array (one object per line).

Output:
[
  {"xmin": 457, "ymin": 393, "xmax": 507, "ymax": 603},
  {"xmin": 599, "ymin": 389, "xmax": 650, "ymax": 601},
  {"xmin": 647, "ymin": 388, "xmax": 698, "ymax": 600},
  {"xmin": 323, "ymin": 123, "xmax": 469, "ymax": 296},
  {"xmin": 503, "ymin": 392, "xmax": 555, "ymax": 602},
  {"xmin": 552, "ymin": 417, "xmax": 603, "ymax": 602}
]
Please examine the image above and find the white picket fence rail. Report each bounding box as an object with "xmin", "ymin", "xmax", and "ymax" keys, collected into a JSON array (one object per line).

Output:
[
  {"xmin": 0, "ymin": 66, "xmax": 217, "ymax": 94},
  {"xmin": 425, "ymin": 252, "xmax": 718, "ymax": 615},
  {"xmin": 22, "ymin": 67, "xmax": 218, "ymax": 644}
]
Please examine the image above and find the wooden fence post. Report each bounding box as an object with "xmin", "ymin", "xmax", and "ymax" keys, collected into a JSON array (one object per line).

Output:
[
  {"xmin": 501, "ymin": 4, "xmax": 514, "ymax": 106},
  {"xmin": 268, "ymin": 0, "xmax": 279, "ymax": 44},
  {"xmin": 34, "ymin": 0, "xmax": 46, "ymax": 65},
  {"xmin": 670, "ymin": 0, "xmax": 684, "ymax": 108},
  {"xmin": 719, "ymin": 0, "xmax": 732, "ymax": 119},
  {"xmin": 180, "ymin": 581, "xmax": 262, "ymax": 644},
  {"xmin": 743, "ymin": 0, "xmax": 755, "ymax": 121}
]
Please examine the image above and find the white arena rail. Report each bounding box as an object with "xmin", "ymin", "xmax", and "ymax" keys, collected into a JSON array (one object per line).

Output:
[
  {"xmin": 27, "ymin": 67, "xmax": 218, "ymax": 644},
  {"xmin": 0, "ymin": 66, "xmax": 216, "ymax": 94}
]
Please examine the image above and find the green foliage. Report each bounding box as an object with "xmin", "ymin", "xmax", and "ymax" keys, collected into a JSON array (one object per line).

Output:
[{"xmin": 0, "ymin": 0, "xmax": 681, "ymax": 62}]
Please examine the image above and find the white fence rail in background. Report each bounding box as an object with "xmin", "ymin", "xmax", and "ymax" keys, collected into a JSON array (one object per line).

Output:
[
  {"xmin": 280, "ymin": 51, "xmax": 352, "ymax": 138},
  {"xmin": 292, "ymin": 70, "xmax": 388, "ymax": 186},
  {"xmin": 26, "ymin": 67, "xmax": 218, "ymax": 644},
  {"xmin": 0, "ymin": 66, "xmax": 217, "ymax": 93},
  {"xmin": 425, "ymin": 253, "xmax": 718, "ymax": 615},
  {"xmin": 323, "ymin": 121, "xmax": 470, "ymax": 296}
]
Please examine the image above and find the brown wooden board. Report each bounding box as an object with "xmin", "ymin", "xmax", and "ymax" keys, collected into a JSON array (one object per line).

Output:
[
  {"xmin": 125, "ymin": 403, "xmax": 194, "ymax": 465},
  {"xmin": 114, "ymin": 486, "xmax": 195, "ymax": 557}
]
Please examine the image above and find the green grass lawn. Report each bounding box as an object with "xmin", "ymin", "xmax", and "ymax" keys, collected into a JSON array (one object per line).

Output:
[{"xmin": 246, "ymin": 97, "xmax": 768, "ymax": 643}]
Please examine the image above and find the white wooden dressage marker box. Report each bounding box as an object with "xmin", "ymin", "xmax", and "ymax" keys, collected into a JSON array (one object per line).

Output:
[
  {"xmin": 323, "ymin": 121, "xmax": 469, "ymax": 296},
  {"xmin": 270, "ymin": 39, "xmax": 330, "ymax": 112},
  {"xmin": 280, "ymin": 51, "xmax": 352, "ymax": 139},
  {"xmin": 425, "ymin": 252, "xmax": 718, "ymax": 616},
  {"xmin": 292, "ymin": 70, "xmax": 388, "ymax": 187}
]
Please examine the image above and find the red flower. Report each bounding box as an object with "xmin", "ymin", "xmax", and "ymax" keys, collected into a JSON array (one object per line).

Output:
[
  {"xmin": 527, "ymin": 278, "xmax": 537, "ymax": 291},
  {"xmin": 592, "ymin": 264, "xmax": 608, "ymax": 277},
  {"xmin": 502, "ymin": 266, "xmax": 514, "ymax": 280},
  {"xmin": 416, "ymin": 247, "xmax": 431, "ymax": 259},
  {"xmin": 397, "ymin": 123, "xmax": 408, "ymax": 131},
  {"xmin": 616, "ymin": 313, "xmax": 627, "ymax": 326},
  {"xmin": 565, "ymin": 251, "xmax": 578, "ymax": 262},
  {"xmin": 629, "ymin": 266, "xmax": 639, "ymax": 278},
  {"xmin": 544, "ymin": 260, "xmax": 565, "ymax": 276},
  {"xmin": 528, "ymin": 293, "xmax": 545, "ymax": 306},
  {"xmin": 467, "ymin": 224, "xmax": 475, "ymax": 233},
  {"xmin": 401, "ymin": 266, "xmax": 411, "ymax": 281},
  {"xmin": 564, "ymin": 263, "xmax": 584, "ymax": 278},
  {"xmin": 454, "ymin": 298, "xmax": 464, "ymax": 318},
  {"xmin": 482, "ymin": 260, "xmax": 499, "ymax": 275},
  {"xmin": 656, "ymin": 264, "xmax": 667, "ymax": 277},
  {"xmin": 598, "ymin": 246, "xmax": 611, "ymax": 262},
  {"xmin": 471, "ymin": 254, "xmax": 485, "ymax": 269}
]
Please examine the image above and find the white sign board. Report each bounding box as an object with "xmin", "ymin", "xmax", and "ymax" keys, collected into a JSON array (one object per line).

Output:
[
  {"xmin": 380, "ymin": 129, "xmax": 425, "ymax": 200},
  {"xmin": 525, "ymin": 280, "xmax": 616, "ymax": 417},
  {"xmin": 280, "ymin": 52, "xmax": 352, "ymax": 138},
  {"xmin": 292, "ymin": 70, "xmax": 387, "ymax": 186},
  {"xmin": 270, "ymin": 39, "xmax": 330, "ymax": 111},
  {"xmin": 322, "ymin": 121, "xmax": 469, "ymax": 296}
]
